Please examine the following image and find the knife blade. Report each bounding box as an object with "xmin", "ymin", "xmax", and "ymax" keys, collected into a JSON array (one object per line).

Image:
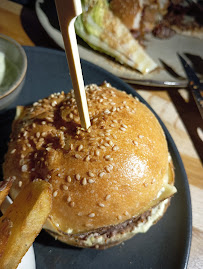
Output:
[{"xmin": 178, "ymin": 53, "xmax": 203, "ymax": 119}]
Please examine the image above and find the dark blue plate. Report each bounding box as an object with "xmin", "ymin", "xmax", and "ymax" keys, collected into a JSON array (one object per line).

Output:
[{"xmin": 0, "ymin": 46, "xmax": 192, "ymax": 269}]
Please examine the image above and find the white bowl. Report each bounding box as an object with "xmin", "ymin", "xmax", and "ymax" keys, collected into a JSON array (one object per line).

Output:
[{"xmin": 0, "ymin": 34, "xmax": 27, "ymax": 110}]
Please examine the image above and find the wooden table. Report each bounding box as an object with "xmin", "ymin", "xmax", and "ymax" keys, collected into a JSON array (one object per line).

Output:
[{"xmin": 0, "ymin": 1, "xmax": 202, "ymax": 268}]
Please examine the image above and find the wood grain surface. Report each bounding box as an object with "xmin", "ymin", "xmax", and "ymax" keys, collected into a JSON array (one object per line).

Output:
[{"xmin": 0, "ymin": 1, "xmax": 202, "ymax": 268}]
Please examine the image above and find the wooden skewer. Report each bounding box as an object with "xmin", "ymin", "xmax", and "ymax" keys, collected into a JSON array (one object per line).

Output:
[{"xmin": 55, "ymin": 0, "xmax": 91, "ymax": 129}]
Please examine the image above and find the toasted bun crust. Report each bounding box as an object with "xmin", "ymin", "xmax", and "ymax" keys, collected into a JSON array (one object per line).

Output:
[
  {"xmin": 110, "ymin": 0, "xmax": 141, "ymax": 30},
  {"xmin": 3, "ymin": 83, "xmax": 176, "ymax": 244}
]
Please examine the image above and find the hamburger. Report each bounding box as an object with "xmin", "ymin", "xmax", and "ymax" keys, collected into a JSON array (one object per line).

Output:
[{"xmin": 3, "ymin": 83, "xmax": 177, "ymax": 249}]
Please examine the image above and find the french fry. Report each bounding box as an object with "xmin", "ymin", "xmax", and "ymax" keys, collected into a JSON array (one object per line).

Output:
[
  {"xmin": 0, "ymin": 180, "xmax": 13, "ymax": 206},
  {"xmin": 0, "ymin": 180, "xmax": 52, "ymax": 269}
]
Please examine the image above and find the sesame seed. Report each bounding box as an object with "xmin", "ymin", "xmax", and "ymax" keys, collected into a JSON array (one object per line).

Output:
[
  {"xmin": 105, "ymin": 194, "xmax": 111, "ymax": 200},
  {"xmin": 104, "ymin": 143, "xmax": 109, "ymax": 147},
  {"xmin": 105, "ymin": 155, "xmax": 113, "ymax": 161},
  {"xmin": 112, "ymin": 134, "xmax": 117, "ymax": 139},
  {"xmin": 120, "ymin": 127, "xmax": 126, "ymax": 132},
  {"xmin": 69, "ymin": 113, "xmax": 74, "ymax": 119},
  {"xmin": 67, "ymin": 196, "xmax": 71, "ymax": 202},
  {"xmin": 11, "ymin": 149, "xmax": 16, "ymax": 154},
  {"xmin": 75, "ymin": 154, "xmax": 81, "ymax": 159},
  {"xmin": 143, "ymin": 182, "xmax": 148, "ymax": 187},
  {"xmin": 88, "ymin": 179, "xmax": 95, "ymax": 184},
  {"xmin": 95, "ymin": 150, "xmax": 100, "ymax": 156},
  {"xmin": 52, "ymin": 100, "xmax": 57, "ymax": 106},
  {"xmin": 36, "ymin": 132, "xmax": 40, "ymax": 138},
  {"xmin": 67, "ymin": 176, "xmax": 71, "ymax": 183},
  {"xmin": 70, "ymin": 144, "xmax": 74, "ymax": 150},
  {"xmin": 138, "ymin": 135, "xmax": 144, "ymax": 138},
  {"xmin": 121, "ymin": 124, "xmax": 127, "ymax": 128},
  {"xmin": 42, "ymin": 121, "xmax": 46, "ymax": 125},
  {"xmin": 86, "ymin": 223, "xmax": 93, "ymax": 227},
  {"xmin": 109, "ymin": 140, "xmax": 114, "ymax": 146},
  {"xmin": 53, "ymin": 190, "xmax": 58, "ymax": 197},
  {"xmin": 18, "ymin": 181, "xmax": 22, "ymax": 187},
  {"xmin": 62, "ymin": 185, "xmax": 69, "ymax": 190},
  {"xmin": 112, "ymin": 145, "xmax": 119, "ymax": 151},
  {"xmin": 76, "ymin": 130, "xmax": 81, "ymax": 135},
  {"xmin": 99, "ymin": 172, "xmax": 105, "ymax": 178},
  {"xmin": 88, "ymin": 213, "xmax": 95, "ymax": 218},
  {"xmin": 117, "ymin": 215, "xmax": 122, "ymax": 220},
  {"xmin": 21, "ymin": 165, "xmax": 28, "ymax": 172},
  {"xmin": 152, "ymin": 178, "xmax": 156, "ymax": 184},
  {"xmin": 82, "ymin": 178, "xmax": 87, "ymax": 185},
  {"xmin": 98, "ymin": 203, "xmax": 105, "ymax": 207},
  {"xmin": 70, "ymin": 201, "xmax": 75, "ymax": 207},
  {"xmin": 75, "ymin": 174, "xmax": 80, "ymax": 180},
  {"xmin": 124, "ymin": 211, "xmax": 129, "ymax": 216},
  {"xmin": 133, "ymin": 140, "xmax": 138, "ymax": 146},
  {"xmin": 92, "ymin": 118, "xmax": 98, "ymax": 123},
  {"xmin": 99, "ymin": 145, "xmax": 105, "ymax": 150},
  {"xmin": 105, "ymin": 166, "xmax": 111, "ymax": 173},
  {"xmin": 85, "ymin": 155, "xmax": 91, "ymax": 162},
  {"xmin": 88, "ymin": 172, "xmax": 94, "ymax": 177},
  {"xmin": 78, "ymin": 145, "xmax": 83, "ymax": 151},
  {"xmin": 104, "ymin": 109, "xmax": 110, "ymax": 115}
]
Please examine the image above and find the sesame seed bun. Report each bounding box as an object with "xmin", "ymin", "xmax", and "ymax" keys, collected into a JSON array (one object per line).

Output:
[{"xmin": 3, "ymin": 83, "xmax": 176, "ymax": 248}]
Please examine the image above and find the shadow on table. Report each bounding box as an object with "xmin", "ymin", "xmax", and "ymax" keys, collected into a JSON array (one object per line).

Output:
[
  {"xmin": 20, "ymin": 3, "xmax": 61, "ymax": 50},
  {"xmin": 167, "ymin": 87, "xmax": 203, "ymax": 164}
]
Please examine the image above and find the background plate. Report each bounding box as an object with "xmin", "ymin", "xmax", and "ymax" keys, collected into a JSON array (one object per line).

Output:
[
  {"xmin": 0, "ymin": 47, "xmax": 192, "ymax": 269},
  {"xmin": 35, "ymin": 0, "xmax": 203, "ymax": 87}
]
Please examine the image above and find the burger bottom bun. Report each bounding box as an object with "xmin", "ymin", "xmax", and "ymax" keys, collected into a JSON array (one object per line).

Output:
[{"xmin": 46, "ymin": 198, "xmax": 170, "ymax": 249}]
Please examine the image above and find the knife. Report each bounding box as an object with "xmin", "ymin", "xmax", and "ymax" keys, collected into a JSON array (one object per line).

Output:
[{"xmin": 178, "ymin": 53, "xmax": 203, "ymax": 119}]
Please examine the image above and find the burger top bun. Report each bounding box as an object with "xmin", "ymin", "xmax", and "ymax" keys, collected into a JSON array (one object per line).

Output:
[{"xmin": 3, "ymin": 83, "xmax": 176, "ymax": 235}]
